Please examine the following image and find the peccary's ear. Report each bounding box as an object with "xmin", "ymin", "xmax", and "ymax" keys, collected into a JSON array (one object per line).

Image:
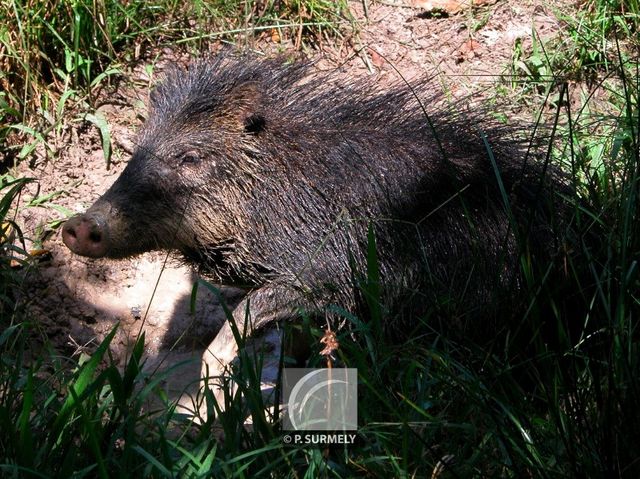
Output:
[
  {"xmin": 149, "ymin": 84, "xmax": 165, "ymax": 110},
  {"xmin": 226, "ymin": 81, "xmax": 266, "ymax": 134}
]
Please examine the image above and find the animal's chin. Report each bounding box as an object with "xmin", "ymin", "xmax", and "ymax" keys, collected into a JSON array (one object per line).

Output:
[
  {"xmin": 179, "ymin": 245, "xmax": 229, "ymax": 278},
  {"xmin": 180, "ymin": 242, "xmax": 276, "ymax": 289}
]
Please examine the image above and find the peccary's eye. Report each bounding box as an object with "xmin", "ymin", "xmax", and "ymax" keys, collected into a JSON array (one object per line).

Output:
[
  {"xmin": 244, "ymin": 114, "xmax": 266, "ymax": 134},
  {"xmin": 179, "ymin": 153, "xmax": 201, "ymax": 166}
]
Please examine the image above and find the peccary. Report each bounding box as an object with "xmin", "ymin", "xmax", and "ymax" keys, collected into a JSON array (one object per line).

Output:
[{"xmin": 62, "ymin": 54, "xmax": 566, "ymax": 394}]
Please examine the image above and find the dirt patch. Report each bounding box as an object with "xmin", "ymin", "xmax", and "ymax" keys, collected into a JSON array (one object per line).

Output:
[
  {"xmin": 330, "ymin": 0, "xmax": 562, "ymax": 89},
  {"xmin": 9, "ymin": 0, "xmax": 568, "ymax": 403}
]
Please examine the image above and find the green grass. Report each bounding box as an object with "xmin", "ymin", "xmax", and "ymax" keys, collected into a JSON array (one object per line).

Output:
[
  {"xmin": 1, "ymin": 0, "xmax": 640, "ymax": 477},
  {"xmin": 509, "ymin": 0, "xmax": 639, "ymax": 95}
]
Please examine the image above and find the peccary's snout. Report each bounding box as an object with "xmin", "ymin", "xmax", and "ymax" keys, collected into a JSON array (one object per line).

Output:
[{"xmin": 62, "ymin": 214, "xmax": 110, "ymax": 258}]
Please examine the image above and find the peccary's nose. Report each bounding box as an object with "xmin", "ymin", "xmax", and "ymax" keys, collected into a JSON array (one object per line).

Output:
[{"xmin": 62, "ymin": 214, "xmax": 109, "ymax": 258}]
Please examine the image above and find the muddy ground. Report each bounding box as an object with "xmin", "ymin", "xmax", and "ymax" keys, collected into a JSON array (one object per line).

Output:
[{"xmin": 10, "ymin": 0, "xmax": 569, "ymax": 408}]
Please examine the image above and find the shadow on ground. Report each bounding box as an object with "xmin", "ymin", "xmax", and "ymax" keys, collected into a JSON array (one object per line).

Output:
[{"xmin": 17, "ymin": 238, "xmax": 246, "ymax": 411}]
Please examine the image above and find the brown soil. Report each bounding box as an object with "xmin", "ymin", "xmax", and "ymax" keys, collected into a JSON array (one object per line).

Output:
[{"xmin": 9, "ymin": 0, "xmax": 571, "ymax": 404}]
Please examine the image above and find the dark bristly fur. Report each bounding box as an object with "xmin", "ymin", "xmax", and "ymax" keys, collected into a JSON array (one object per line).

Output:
[{"xmin": 63, "ymin": 54, "xmax": 568, "ymax": 335}]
